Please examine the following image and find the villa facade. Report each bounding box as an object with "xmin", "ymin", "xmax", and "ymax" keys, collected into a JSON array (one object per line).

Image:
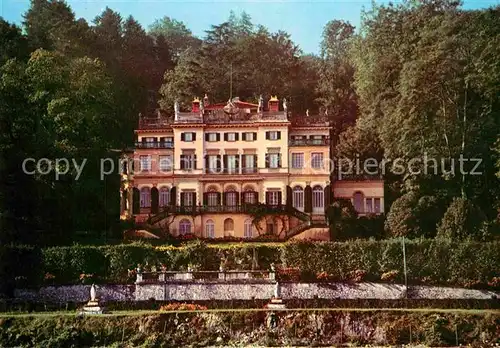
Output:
[{"xmin": 120, "ymin": 95, "xmax": 383, "ymax": 240}]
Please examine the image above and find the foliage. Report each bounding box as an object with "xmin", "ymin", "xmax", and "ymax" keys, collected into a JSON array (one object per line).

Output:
[
  {"xmin": 0, "ymin": 240, "xmax": 495, "ymax": 288},
  {"xmin": 159, "ymin": 303, "xmax": 207, "ymax": 311},
  {"xmin": 351, "ymin": 1, "xmax": 500, "ymax": 229},
  {"xmin": 0, "ymin": 311, "xmax": 498, "ymax": 346},
  {"xmin": 437, "ymin": 197, "xmax": 488, "ymax": 240}
]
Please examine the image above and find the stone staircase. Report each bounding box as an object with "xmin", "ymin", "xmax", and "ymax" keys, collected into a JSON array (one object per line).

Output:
[{"xmin": 285, "ymin": 214, "xmax": 328, "ymax": 240}]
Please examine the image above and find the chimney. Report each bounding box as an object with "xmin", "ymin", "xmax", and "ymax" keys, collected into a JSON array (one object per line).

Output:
[
  {"xmin": 192, "ymin": 97, "xmax": 200, "ymax": 113},
  {"xmin": 268, "ymin": 95, "xmax": 279, "ymax": 112}
]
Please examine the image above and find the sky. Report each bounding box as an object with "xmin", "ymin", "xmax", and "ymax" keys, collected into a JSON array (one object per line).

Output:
[{"xmin": 1, "ymin": 0, "xmax": 499, "ymax": 54}]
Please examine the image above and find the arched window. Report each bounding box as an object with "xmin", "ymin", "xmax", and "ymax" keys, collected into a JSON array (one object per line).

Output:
[
  {"xmin": 293, "ymin": 186, "xmax": 304, "ymax": 210},
  {"xmin": 244, "ymin": 219, "xmax": 253, "ymax": 238},
  {"xmin": 179, "ymin": 219, "xmax": 192, "ymax": 235},
  {"xmin": 159, "ymin": 187, "xmax": 170, "ymax": 207},
  {"xmin": 243, "ymin": 190, "xmax": 257, "ymax": 204},
  {"xmin": 207, "ymin": 187, "xmax": 219, "ymax": 206},
  {"xmin": 140, "ymin": 187, "xmax": 151, "ymax": 207},
  {"xmin": 224, "ymin": 218, "xmax": 234, "ymax": 234},
  {"xmin": 225, "ymin": 190, "xmax": 238, "ymax": 206},
  {"xmin": 205, "ymin": 219, "xmax": 215, "ymax": 238},
  {"xmin": 312, "ymin": 185, "xmax": 324, "ymax": 212},
  {"xmin": 353, "ymin": 191, "xmax": 364, "ymax": 213}
]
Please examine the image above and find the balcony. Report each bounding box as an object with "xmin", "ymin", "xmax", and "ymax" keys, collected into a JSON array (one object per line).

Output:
[
  {"xmin": 203, "ymin": 167, "xmax": 259, "ymax": 175},
  {"xmin": 288, "ymin": 138, "xmax": 330, "ymax": 146},
  {"xmin": 138, "ymin": 118, "xmax": 173, "ymax": 129},
  {"xmin": 135, "ymin": 142, "xmax": 174, "ymax": 149}
]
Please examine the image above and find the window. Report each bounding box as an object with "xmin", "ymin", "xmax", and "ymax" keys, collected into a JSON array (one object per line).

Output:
[
  {"xmin": 311, "ymin": 153, "xmax": 324, "ymax": 169},
  {"xmin": 159, "ymin": 187, "xmax": 170, "ymax": 207},
  {"xmin": 311, "ymin": 135, "xmax": 324, "ymax": 145},
  {"xmin": 226, "ymin": 191, "xmax": 237, "ymax": 206},
  {"xmin": 291, "ymin": 153, "xmax": 304, "ymax": 169},
  {"xmin": 267, "ymin": 153, "xmax": 281, "ymax": 168},
  {"xmin": 267, "ymin": 191, "xmax": 280, "ymax": 205},
  {"xmin": 140, "ymin": 156, "xmax": 151, "ymax": 171},
  {"xmin": 224, "ymin": 218, "xmax": 234, "ymax": 234},
  {"xmin": 374, "ymin": 198, "xmax": 381, "ymax": 213},
  {"xmin": 182, "ymin": 192, "xmax": 195, "ymax": 207},
  {"xmin": 207, "ymin": 192, "xmax": 218, "ymax": 206},
  {"xmin": 243, "ymin": 132, "xmax": 256, "ymax": 141},
  {"xmin": 243, "ymin": 155, "xmax": 257, "ymax": 173},
  {"xmin": 244, "ymin": 219, "xmax": 253, "ymax": 238},
  {"xmin": 179, "ymin": 219, "xmax": 191, "ymax": 235},
  {"xmin": 225, "ymin": 132, "xmax": 238, "ymax": 142},
  {"xmin": 180, "ymin": 154, "xmax": 196, "ymax": 170},
  {"xmin": 143, "ymin": 137, "xmax": 156, "ymax": 148},
  {"xmin": 353, "ymin": 192, "xmax": 364, "ymax": 213},
  {"xmin": 181, "ymin": 132, "xmax": 195, "ymax": 142},
  {"xmin": 244, "ymin": 191, "xmax": 257, "ymax": 204},
  {"xmin": 266, "ymin": 131, "xmax": 281, "ymax": 140},
  {"xmin": 206, "ymin": 133, "xmax": 219, "ymax": 142},
  {"xmin": 159, "ymin": 155, "xmax": 172, "ymax": 171},
  {"xmin": 205, "ymin": 219, "xmax": 215, "ymax": 238},
  {"xmin": 293, "ymin": 186, "xmax": 304, "ymax": 210},
  {"xmin": 226, "ymin": 155, "xmax": 238, "ymax": 173},
  {"xmin": 312, "ymin": 186, "xmax": 324, "ymax": 212},
  {"xmin": 140, "ymin": 187, "xmax": 151, "ymax": 207},
  {"xmin": 366, "ymin": 198, "xmax": 373, "ymax": 213},
  {"xmin": 207, "ymin": 155, "xmax": 220, "ymax": 173}
]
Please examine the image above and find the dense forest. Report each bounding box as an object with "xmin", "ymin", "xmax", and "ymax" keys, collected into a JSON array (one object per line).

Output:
[{"xmin": 0, "ymin": 0, "xmax": 499, "ymax": 245}]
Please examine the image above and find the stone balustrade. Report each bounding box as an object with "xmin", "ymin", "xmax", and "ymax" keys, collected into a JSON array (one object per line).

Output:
[{"xmin": 136, "ymin": 270, "xmax": 275, "ymax": 284}]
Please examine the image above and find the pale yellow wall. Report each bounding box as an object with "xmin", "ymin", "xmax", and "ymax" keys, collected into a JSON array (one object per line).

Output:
[
  {"xmin": 172, "ymin": 126, "xmax": 204, "ymax": 174},
  {"xmin": 288, "ymin": 145, "xmax": 331, "ymax": 176},
  {"xmin": 133, "ymin": 148, "xmax": 174, "ymax": 174},
  {"xmin": 333, "ymin": 180, "xmax": 385, "ymax": 213}
]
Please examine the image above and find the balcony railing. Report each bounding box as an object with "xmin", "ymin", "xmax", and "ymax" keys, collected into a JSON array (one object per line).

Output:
[
  {"xmin": 203, "ymin": 167, "xmax": 259, "ymax": 175},
  {"xmin": 288, "ymin": 138, "xmax": 330, "ymax": 146},
  {"xmin": 135, "ymin": 142, "xmax": 174, "ymax": 149}
]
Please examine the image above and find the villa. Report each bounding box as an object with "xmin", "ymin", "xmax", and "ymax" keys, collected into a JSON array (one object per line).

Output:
[{"xmin": 120, "ymin": 95, "xmax": 384, "ymax": 240}]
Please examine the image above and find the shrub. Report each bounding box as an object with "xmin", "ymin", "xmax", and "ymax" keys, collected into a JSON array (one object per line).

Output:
[
  {"xmin": 9, "ymin": 239, "xmax": 499, "ymax": 288},
  {"xmin": 159, "ymin": 303, "xmax": 208, "ymax": 311},
  {"xmin": 385, "ymin": 193, "xmax": 446, "ymax": 238},
  {"xmin": 437, "ymin": 197, "xmax": 487, "ymax": 240},
  {"xmin": 381, "ymin": 270, "xmax": 399, "ymax": 282}
]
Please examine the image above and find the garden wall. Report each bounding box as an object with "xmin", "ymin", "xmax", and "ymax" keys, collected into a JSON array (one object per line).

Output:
[{"xmin": 13, "ymin": 282, "xmax": 499, "ymax": 303}]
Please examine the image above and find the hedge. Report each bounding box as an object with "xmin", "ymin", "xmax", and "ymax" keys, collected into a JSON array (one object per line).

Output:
[
  {"xmin": 0, "ymin": 310, "xmax": 498, "ymax": 346},
  {"xmin": 4, "ymin": 239, "xmax": 500, "ymax": 288}
]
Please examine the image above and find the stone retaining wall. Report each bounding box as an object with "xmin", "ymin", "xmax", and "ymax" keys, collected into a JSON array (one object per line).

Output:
[{"xmin": 13, "ymin": 282, "xmax": 498, "ymax": 303}]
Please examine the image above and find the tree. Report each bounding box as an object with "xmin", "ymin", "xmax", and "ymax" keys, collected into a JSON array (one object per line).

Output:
[
  {"xmin": 326, "ymin": 199, "xmax": 358, "ymax": 240},
  {"xmin": 159, "ymin": 13, "xmax": 307, "ymax": 113},
  {"xmin": 385, "ymin": 192, "xmax": 447, "ymax": 238},
  {"xmin": 350, "ymin": 1, "xmax": 500, "ymax": 223},
  {"xmin": 316, "ymin": 20, "xmax": 357, "ymax": 135},
  {"xmin": 436, "ymin": 197, "xmax": 488, "ymax": 240},
  {"xmin": 0, "ymin": 19, "xmax": 29, "ymax": 65},
  {"xmin": 148, "ymin": 16, "xmax": 201, "ymax": 60}
]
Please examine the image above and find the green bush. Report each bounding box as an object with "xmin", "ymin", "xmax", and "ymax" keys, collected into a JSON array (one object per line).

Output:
[
  {"xmin": 5, "ymin": 239, "xmax": 499, "ymax": 287},
  {"xmin": 437, "ymin": 197, "xmax": 488, "ymax": 240}
]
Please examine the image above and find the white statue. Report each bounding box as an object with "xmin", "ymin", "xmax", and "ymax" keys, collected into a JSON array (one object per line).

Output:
[
  {"xmin": 274, "ymin": 282, "xmax": 281, "ymax": 299},
  {"xmin": 306, "ymin": 109, "xmax": 310, "ymax": 117},
  {"xmin": 90, "ymin": 284, "xmax": 97, "ymax": 301},
  {"xmin": 282, "ymin": 98, "xmax": 287, "ymax": 112},
  {"xmin": 258, "ymin": 95, "xmax": 263, "ymax": 111}
]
